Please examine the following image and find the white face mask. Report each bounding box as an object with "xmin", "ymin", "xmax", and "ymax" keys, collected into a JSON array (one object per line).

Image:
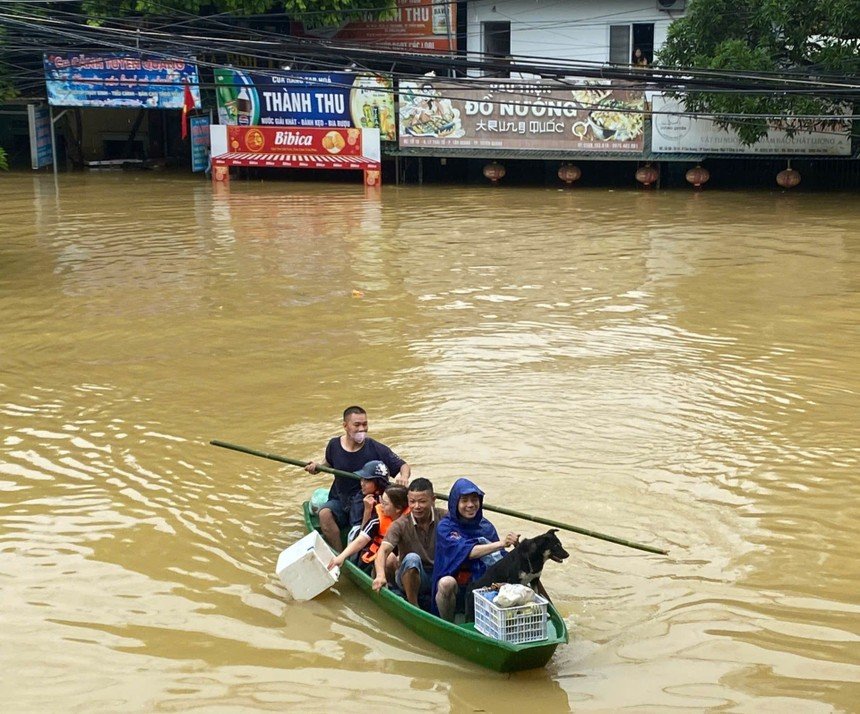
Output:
[{"xmin": 353, "ymin": 431, "xmax": 367, "ymax": 444}]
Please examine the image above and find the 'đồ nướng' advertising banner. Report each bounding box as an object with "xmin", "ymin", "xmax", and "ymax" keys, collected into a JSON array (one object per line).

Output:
[{"xmin": 398, "ymin": 79, "xmax": 646, "ymax": 153}]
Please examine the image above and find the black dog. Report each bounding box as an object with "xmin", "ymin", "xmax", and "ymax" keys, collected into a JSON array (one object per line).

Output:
[{"xmin": 465, "ymin": 529, "xmax": 569, "ymax": 621}]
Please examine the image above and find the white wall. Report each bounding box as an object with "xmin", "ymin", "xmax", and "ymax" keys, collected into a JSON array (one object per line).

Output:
[{"xmin": 466, "ymin": 0, "xmax": 683, "ymax": 72}]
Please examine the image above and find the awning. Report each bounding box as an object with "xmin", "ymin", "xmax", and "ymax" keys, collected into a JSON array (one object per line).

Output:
[
  {"xmin": 384, "ymin": 146, "xmax": 704, "ymax": 163},
  {"xmin": 212, "ymin": 152, "xmax": 380, "ymax": 170}
]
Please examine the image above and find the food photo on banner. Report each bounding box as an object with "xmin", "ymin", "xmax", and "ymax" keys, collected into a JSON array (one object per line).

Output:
[
  {"xmin": 397, "ymin": 79, "xmax": 645, "ymax": 152},
  {"xmin": 43, "ymin": 52, "xmax": 200, "ymax": 109},
  {"xmin": 214, "ymin": 68, "xmax": 396, "ymax": 141}
]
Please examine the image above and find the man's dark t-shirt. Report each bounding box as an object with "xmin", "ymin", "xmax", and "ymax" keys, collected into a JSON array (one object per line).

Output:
[{"xmin": 324, "ymin": 436, "xmax": 405, "ymax": 506}]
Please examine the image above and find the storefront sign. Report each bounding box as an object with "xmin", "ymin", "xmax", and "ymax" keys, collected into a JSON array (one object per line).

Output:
[
  {"xmin": 291, "ymin": 0, "xmax": 456, "ymax": 52},
  {"xmin": 27, "ymin": 104, "xmax": 53, "ymax": 169},
  {"xmin": 226, "ymin": 125, "xmax": 366, "ymax": 156},
  {"xmin": 44, "ymin": 52, "xmax": 200, "ymax": 109},
  {"xmin": 652, "ymin": 95, "xmax": 852, "ymax": 156},
  {"xmin": 214, "ymin": 69, "xmax": 396, "ymax": 141},
  {"xmin": 190, "ymin": 115, "xmax": 211, "ymax": 172},
  {"xmin": 210, "ymin": 125, "xmax": 380, "ymax": 167},
  {"xmin": 210, "ymin": 125, "xmax": 381, "ymax": 186},
  {"xmin": 398, "ymin": 79, "xmax": 645, "ymax": 152}
]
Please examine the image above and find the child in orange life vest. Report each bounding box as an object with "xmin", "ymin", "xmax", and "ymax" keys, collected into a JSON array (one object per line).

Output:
[{"xmin": 329, "ymin": 486, "xmax": 409, "ymax": 575}]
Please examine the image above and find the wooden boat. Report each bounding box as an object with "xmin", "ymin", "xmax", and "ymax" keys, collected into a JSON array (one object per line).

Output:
[{"xmin": 302, "ymin": 500, "xmax": 568, "ymax": 672}]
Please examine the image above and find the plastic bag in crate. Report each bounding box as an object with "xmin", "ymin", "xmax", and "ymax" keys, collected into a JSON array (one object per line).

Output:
[{"xmin": 473, "ymin": 587, "xmax": 549, "ymax": 644}]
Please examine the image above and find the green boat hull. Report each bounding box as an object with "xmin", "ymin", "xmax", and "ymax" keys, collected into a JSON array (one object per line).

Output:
[{"xmin": 302, "ymin": 501, "xmax": 568, "ymax": 672}]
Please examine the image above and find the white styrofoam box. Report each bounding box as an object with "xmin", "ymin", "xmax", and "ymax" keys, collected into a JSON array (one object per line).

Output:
[{"xmin": 275, "ymin": 531, "xmax": 339, "ymax": 601}]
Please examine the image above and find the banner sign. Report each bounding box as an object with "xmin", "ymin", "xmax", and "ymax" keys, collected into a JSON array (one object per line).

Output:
[
  {"xmin": 291, "ymin": 0, "xmax": 456, "ymax": 52},
  {"xmin": 44, "ymin": 52, "xmax": 200, "ymax": 109},
  {"xmin": 190, "ymin": 115, "xmax": 211, "ymax": 172},
  {"xmin": 215, "ymin": 69, "xmax": 396, "ymax": 141},
  {"xmin": 398, "ymin": 79, "xmax": 645, "ymax": 152},
  {"xmin": 652, "ymin": 95, "xmax": 852, "ymax": 156},
  {"xmin": 226, "ymin": 125, "xmax": 367, "ymax": 157},
  {"xmin": 27, "ymin": 104, "xmax": 53, "ymax": 169},
  {"xmin": 209, "ymin": 125, "xmax": 381, "ymax": 185}
]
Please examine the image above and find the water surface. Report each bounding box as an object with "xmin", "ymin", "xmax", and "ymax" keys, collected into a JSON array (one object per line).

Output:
[{"xmin": 1, "ymin": 173, "xmax": 858, "ymax": 712}]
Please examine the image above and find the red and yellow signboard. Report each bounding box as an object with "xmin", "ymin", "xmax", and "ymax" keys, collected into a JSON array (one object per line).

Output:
[
  {"xmin": 292, "ymin": 0, "xmax": 456, "ymax": 53},
  {"xmin": 226, "ymin": 126, "xmax": 366, "ymax": 157},
  {"xmin": 211, "ymin": 125, "xmax": 381, "ymax": 186}
]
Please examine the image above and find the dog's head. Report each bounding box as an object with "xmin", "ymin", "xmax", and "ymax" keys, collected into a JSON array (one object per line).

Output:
[{"xmin": 537, "ymin": 528, "xmax": 569, "ymax": 564}]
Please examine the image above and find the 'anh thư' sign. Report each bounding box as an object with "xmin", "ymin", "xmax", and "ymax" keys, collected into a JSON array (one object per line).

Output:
[{"xmin": 291, "ymin": 0, "xmax": 456, "ymax": 52}]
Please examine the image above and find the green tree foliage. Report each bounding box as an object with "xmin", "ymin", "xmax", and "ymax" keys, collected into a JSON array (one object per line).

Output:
[
  {"xmin": 81, "ymin": 0, "xmax": 397, "ymax": 27},
  {"xmin": 658, "ymin": 0, "xmax": 859, "ymax": 143}
]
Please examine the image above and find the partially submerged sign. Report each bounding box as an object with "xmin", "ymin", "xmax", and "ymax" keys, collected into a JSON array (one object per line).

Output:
[
  {"xmin": 209, "ymin": 125, "xmax": 381, "ymax": 185},
  {"xmin": 27, "ymin": 104, "xmax": 53, "ymax": 169}
]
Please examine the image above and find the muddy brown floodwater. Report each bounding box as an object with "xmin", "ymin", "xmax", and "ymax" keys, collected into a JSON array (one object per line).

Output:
[{"xmin": 1, "ymin": 172, "xmax": 858, "ymax": 712}]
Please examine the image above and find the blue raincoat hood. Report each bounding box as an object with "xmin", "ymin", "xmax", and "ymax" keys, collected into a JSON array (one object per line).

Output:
[
  {"xmin": 431, "ymin": 478, "xmax": 500, "ymax": 613},
  {"xmin": 446, "ymin": 478, "xmax": 487, "ymax": 530}
]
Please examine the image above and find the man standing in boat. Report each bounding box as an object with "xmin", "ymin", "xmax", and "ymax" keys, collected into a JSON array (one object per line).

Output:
[
  {"xmin": 372, "ymin": 477, "xmax": 445, "ymax": 610},
  {"xmin": 305, "ymin": 405, "xmax": 411, "ymax": 551}
]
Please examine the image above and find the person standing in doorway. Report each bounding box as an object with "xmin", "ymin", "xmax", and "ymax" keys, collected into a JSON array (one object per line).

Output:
[{"xmin": 305, "ymin": 406, "xmax": 411, "ymax": 550}]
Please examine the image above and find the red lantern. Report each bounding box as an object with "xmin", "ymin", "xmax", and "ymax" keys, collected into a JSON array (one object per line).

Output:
[
  {"xmin": 483, "ymin": 162, "xmax": 506, "ymax": 184},
  {"xmin": 776, "ymin": 168, "xmax": 801, "ymax": 188},
  {"xmin": 635, "ymin": 164, "xmax": 659, "ymax": 187},
  {"xmin": 558, "ymin": 163, "xmax": 581, "ymax": 185},
  {"xmin": 685, "ymin": 165, "xmax": 710, "ymax": 188}
]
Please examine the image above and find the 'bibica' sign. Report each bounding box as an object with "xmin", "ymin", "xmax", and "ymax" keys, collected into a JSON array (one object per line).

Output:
[
  {"xmin": 225, "ymin": 125, "xmax": 366, "ymax": 157},
  {"xmin": 274, "ymin": 131, "xmax": 314, "ymax": 146}
]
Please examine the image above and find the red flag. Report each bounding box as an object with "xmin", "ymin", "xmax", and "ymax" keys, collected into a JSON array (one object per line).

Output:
[{"xmin": 181, "ymin": 81, "xmax": 194, "ymax": 140}]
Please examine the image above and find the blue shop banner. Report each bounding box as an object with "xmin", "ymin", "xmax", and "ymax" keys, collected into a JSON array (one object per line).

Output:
[
  {"xmin": 44, "ymin": 52, "xmax": 200, "ymax": 109},
  {"xmin": 214, "ymin": 68, "xmax": 395, "ymax": 140},
  {"xmin": 190, "ymin": 115, "xmax": 211, "ymax": 172},
  {"xmin": 28, "ymin": 104, "xmax": 53, "ymax": 169}
]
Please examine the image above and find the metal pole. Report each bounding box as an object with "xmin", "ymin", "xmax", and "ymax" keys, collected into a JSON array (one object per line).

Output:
[{"xmin": 49, "ymin": 106, "xmax": 58, "ymax": 178}]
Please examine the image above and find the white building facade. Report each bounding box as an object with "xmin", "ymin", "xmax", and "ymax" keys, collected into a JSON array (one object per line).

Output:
[{"xmin": 464, "ymin": 0, "xmax": 686, "ymax": 71}]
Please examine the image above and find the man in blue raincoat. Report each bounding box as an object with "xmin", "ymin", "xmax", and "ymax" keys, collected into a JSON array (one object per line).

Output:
[{"xmin": 432, "ymin": 478, "xmax": 519, "ymax": 621}]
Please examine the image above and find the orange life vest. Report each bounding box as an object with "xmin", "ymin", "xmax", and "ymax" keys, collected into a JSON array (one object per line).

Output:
[{"xmin": 361, "ymin": 503, "xmax": 410, "ymax": 564}]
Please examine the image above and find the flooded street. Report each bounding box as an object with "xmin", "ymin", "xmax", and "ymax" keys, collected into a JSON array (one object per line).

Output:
[{"xmin": 1, "ymin": 172, "xmax": 858, "ymax": 712}]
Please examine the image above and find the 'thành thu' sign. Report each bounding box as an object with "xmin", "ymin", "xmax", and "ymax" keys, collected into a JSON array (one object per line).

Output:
[{"xmin": 214, "ymin": 69, "xmax": 396, "ymax": 141}]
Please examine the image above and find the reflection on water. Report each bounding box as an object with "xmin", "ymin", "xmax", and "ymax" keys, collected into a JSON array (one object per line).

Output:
[{"xmin": 1, "ymin": 173, "xmax": 858, "ymax": 711}]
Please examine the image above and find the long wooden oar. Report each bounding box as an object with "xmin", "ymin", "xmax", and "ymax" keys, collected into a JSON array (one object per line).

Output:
[{"xmin": 210, "ymin": 440, "xmax": 668, "ymax": 556}]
